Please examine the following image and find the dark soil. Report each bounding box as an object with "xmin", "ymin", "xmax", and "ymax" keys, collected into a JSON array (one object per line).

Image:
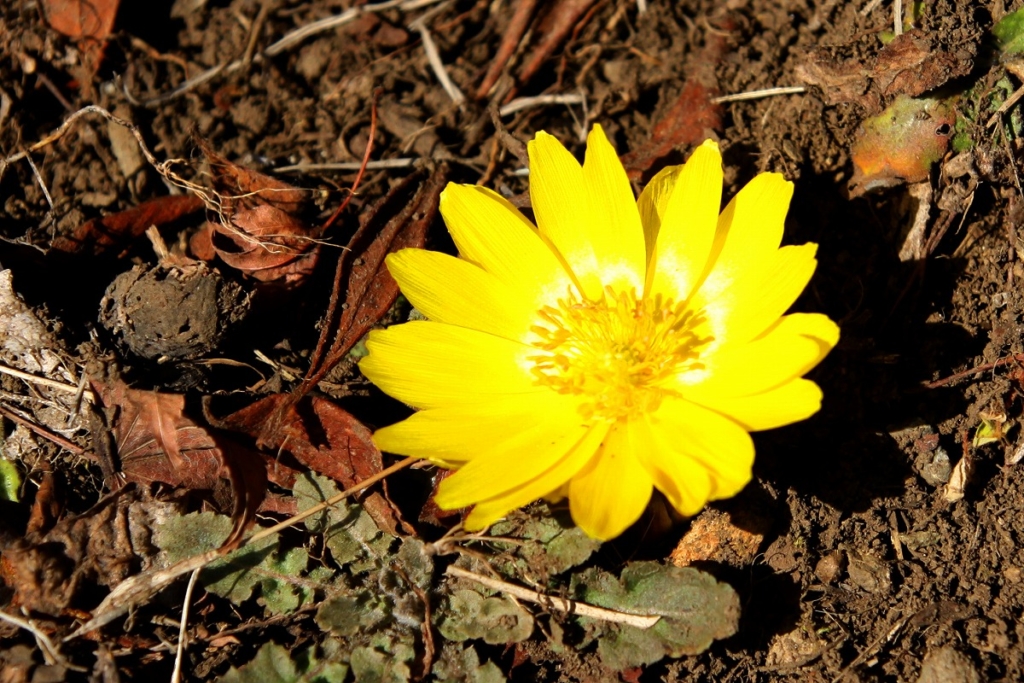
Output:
[{"xmin": 3, "ymin": 0, "xmax": 1024, "ymax": 681}]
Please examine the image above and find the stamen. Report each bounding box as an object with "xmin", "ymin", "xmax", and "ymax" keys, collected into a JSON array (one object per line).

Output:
[{"xmin": 529, "ymin": 286, "xmax": 711, "ymax": 421}]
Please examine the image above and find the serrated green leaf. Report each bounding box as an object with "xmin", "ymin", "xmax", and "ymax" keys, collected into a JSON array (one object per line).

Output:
[
  {"xmin": 572, "ymin": 561, "xmax": 739, "ymax": 670},
  {"xmin": 489, "ymin": 504, "xmax": 600, "ymax": 579},
  {"xmin": 432, "ymin": 644, "xmax": 506, "ymax": 683},
  {"xmin": 350, "ymin": 634, "xmax": 415, "ymax": 683},
  {"xmin": 316, "ymin": 591, "xmax": 390, "ymax": 637},
  {"xmin": 154, "ymin": 512, "xmax": 323, "ymax": 614},
  {"xmin": 437, "ymin": 589, "xmax": 533, "ymax": 645},
  {"xmin": 216, "ymin": 642, "xmax": 348, "ymax": 683},
  {"xmin": 293, "ymin": 472, "xmax": 396, "ymax": 573}
]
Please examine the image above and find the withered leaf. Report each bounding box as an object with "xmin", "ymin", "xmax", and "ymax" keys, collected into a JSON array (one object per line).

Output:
[
  {"xmin": 49, "ymin": 194, "xmax": 204, "ymax": 255},
  {"xmin": 91, "ymin": 380, "xmax": 266, "ymax": 544},
  {"xmin": 207, "ymin": 394, "xmax": 406, "ymax": 536}
]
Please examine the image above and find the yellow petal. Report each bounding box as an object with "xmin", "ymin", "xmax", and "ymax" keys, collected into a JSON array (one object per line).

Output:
[
  {"xmin": 440, "ymin": 184, "xmax": 575, "ymax": 306},
  {"xmin": 641, "ymin": 397, "xmax": 755, "ymax": 510},
  {"xmin": 582, "ymin": 125, "xmax": 647, "ymax": 289},
  {"xmin": 699, "ymin": 243, "xmax": 819, "ymax": 349},
  {"xmin": 461, "ymin": 423, "xmax": 610, "ymax": 530},
  {"xmin": 372, "ymin": 393, "xmax": 574, "ymax": 463},
  {"xmin": 692, "ymin": 379, "xmax": 824, "ymax": 432},
  {"xmin": 385, "ymin": 249, "xmax": 535, "ymax": 342},
  {"xmin": 636, "ymin": 164, "xmax": 679, "ymax": 265},
  {"xmin": 359, "ymin": 321, "xmax": 536, "ymax": 410},
  {"xmin": 696, "ymin": 172, "xmax": 793, "ymax": 304},
  {"xmin": 433, "ymin": 394, "xmax": 590, "ymax": 508},
  {"xmin": 685, "ymin": 312, "xmax": 839, "ymax": 398},
  {"xmin": 528, "ymin": 128, "xmax": 644, "ymax": 298},
  {"xmin": 568, "ymin": 421, "xmax": 653, "ymax": 540},
  {"xmin": 644, "ymin": 140, "xmax": 723, "ymax": 302}
]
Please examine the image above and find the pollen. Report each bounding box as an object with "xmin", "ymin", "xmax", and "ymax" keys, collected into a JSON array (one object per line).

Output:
[{"xmin": 529, "ymin": 286, "xmax": 711, "ymax": 421}]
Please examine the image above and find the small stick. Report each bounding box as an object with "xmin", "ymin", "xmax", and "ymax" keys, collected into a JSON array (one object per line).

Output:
[
  {"xmin": 0, "ymin": 610, "xmax": 78, "ymax": 670},
  {"xmin": 987, "ymin": 84, "xmax": 1024, "ymax": 128},
  {"xmin": 23, "ymin": 152, "xmax": 54, "ymax": 210},
  {"xmin": 274, "ymin": 158, "xmax": 416, "ymax": 173},
  {"xmin": 0, "ymin": 403, "xmax": 84, "ymax": 454},
  {"xmin": 445, "ymin": 565, "xmax": 661, "ymax": 629},
  {"xmin": 499, "ymin": 93, "xmax": 586, "ymax": 117},
  {"xmin": 924, "ymin": 353, "xmax": 1024, "ymax": 389},
  {"xmin": 0, "ymin": 363, "xmax": 95, "ymax": 401},
  {"xmin": 170, "ymin": 568, "xmax": 201, "ymax": 683},
  {"xmin": 410, "ymin": 3, "xmax": 466, "ymax": 105},
  {"xmin": 860, "ymin": 0, "xmax": 884, "ymax": 16},
  {"xmin": 711, "ymin": 86, "xmax": 806, "ymax": 104},
  {"xmin": 894, "ymin": 0, "xmax": 903, "ymax": 36},
  {"xmin": 636, "ymin": 0, "xmax": 648, "ymax": 14}
]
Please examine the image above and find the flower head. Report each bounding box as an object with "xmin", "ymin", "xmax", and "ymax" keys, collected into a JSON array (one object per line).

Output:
[{"xmin": 359, "ymin": 126, "xmax": 838, "ymax": 540}]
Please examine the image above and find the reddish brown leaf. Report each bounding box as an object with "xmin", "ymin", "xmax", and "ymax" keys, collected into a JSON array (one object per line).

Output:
[
  {"xmin": 91, "ymin": 380, "xmax": 267, "ymax": 544},
  {"xmin": 41, "ymin": 0, "xmax": 120, "ymax": 78},
  {"xmin": 305, "ymin": 165, "xmax": 448, "ymax": 387},
  {"xmin": 418, "ymin": 469, "xmax": 462, "ymax": 526},
  {"xmin": 49, "ymin": 194, "xmax": 204, "ymax": 255},
  {"xmin": 42, "ymin": 0, "xmax": 118, "ymax": 40},
  {"xmin": 619, "ymin": 80, "xmax": 724, "ymax": 179},
  {"xmin": 195, "ymin": 140, "xmax": 320, "ymax": 288},
  {"xmin": 209, "ymin": 394, "xmax": 406, "ymax": 536}
]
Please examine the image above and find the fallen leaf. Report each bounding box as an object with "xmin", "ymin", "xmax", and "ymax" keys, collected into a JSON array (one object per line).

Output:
[
  {"xmin": 192, "ymin": 140, "xmax": 320, "ymax": 289},
  {"xmin": 797, "ymin": 30, "xmax": 975, "ymax": 112},
  {"xmin": 303, "ymin": 164, "xmax": 447, "ymax": 390},
  {"xmin": 41, "ymin": 0, "xmax": 120, "ymax": 80},
  {"xmin": 207, "ymin": 394, "xmax": 406, "ymax": 536},
  {"xmin": 943, "ymin": 454, "xmax": 972, "ymax": 503},
  {"xmin": 0, "ymin": 486, "xmax": 181, "ymax": 616},
  {"xmin": 49, "ymin": 194, "xmax": 204, "ymax": 255},
  {"xmin": 91, "ymin": 379, "xmax": 267, "ymax": 543},
  {"xmin": 848, "ymin": 95, "xmax": 955, "ymax": 197},
  {"xmin": 993, "ymin": 7, "xmax": 1024, "ymax": 55},
  {"xmin": 513, "ymin": 0, "xmax": 598, "ymax": 98}
]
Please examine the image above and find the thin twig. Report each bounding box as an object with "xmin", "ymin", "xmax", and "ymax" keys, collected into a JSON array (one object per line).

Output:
[
  {"xmin": 0, "ymin": 403, "xmax": 84, "ymax": 454},
  {"xmin": 0, "ymin": 610, "xmax": 79, "ymax": 669},
  {"xmin": 987, "ymin": 83, "xmax": 1024, "ymax": 128},
  {"xmin": 23, "ymin": 152, "xmax": 54, "ymax": 211},
  {"xmin": 893, "ymin": 0, "xmax": 903, "ymax": 36},
  {"xmin": 273, "ymin": 158, "xmax": 416, "ymax": 173},
  {"xmin": 445, "ymin": 566, "xmax": 661, "ymax": 629},
  {"xmin": 636, "ymin": 0, "xmax": 648, "ymax": 14},
  {"xmin": 170, "ymin": 569, "xmax": 201, "ymax": 683},
  {"xmin": 410, "ymin": 1, "xmax": 465, "ymax": 105},
  {"xmin": 711, "ymin": 86, "xmax": 806, "ymax": 104},
  {"xmin": 924, "ymin": 353, "xmax": 1024, "ymax": 389},
  {"xmin": 0, "ymin": 363, "xmax": 96, "ymax": 401},
  {"xmin": 860, "ymin": 0, "xmax": 884, "ymax": 16},
  {"xmin": 499, "ymin": 92, "xmax": 586, "ymax": 117}
]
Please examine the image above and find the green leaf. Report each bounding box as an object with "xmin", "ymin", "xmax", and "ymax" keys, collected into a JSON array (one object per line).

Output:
[
  {"xmin": 153, "ymin": 512, "xmax": 322, "ymax": 614},
  {"xmin": 994, "ymin": 8, "xmax": 1024, "ymax": 55},
  {"xmin": 0, "ymin": 458, "xmax": 21, "ymax": 502},
  {"xmin": 294, "ymin": 472, "xmax": 396, "ymax": 573},
  {"xmin": 432, "ymin": 644, "xmax": 506, "ymax": 683},
  {"xmin": 572, "ymin": 561, "xmax": 740, "ymax": 671},
  {"xmin": 316, "ymin": 591, "xmax": 390, "ymax": 637},
  {"xmin": 488, "ymin": 504, "xmax": 601, "ymax": 579},
  {"xmin": 437, "ymin": 588, "xmax": 533, "ymax": 645},
  {"xmin": 216, "ymin": 642, "xmax": 348, "ymax": 683},
  {"xmin": 350, "ymin": 634, "xmax": 416, "ymax": 683}
]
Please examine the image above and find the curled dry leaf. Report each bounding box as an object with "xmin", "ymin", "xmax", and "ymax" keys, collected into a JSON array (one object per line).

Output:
[
  {"xmin": 90, "ymin": 379, "xmax": 266, "ymax": 544},
  {"xmin": 190, "ymin": 140, "xmax": 320, "ymax": 289},
  {"xmin": 207, "ymin": 394, "xmax": 406, "ymax": 536}
]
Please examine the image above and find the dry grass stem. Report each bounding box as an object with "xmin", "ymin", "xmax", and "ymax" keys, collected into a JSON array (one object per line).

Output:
[
  {"xmin": 445, "ymin": 566, "xmax": 661, "ymax": 629},
  {"xmin": 499, "ymin": 93, "xmax": 586, "ymax": 117},
  {"xmin": 711, "ymin": 86, "xmax": 806, "ymax": 104}
]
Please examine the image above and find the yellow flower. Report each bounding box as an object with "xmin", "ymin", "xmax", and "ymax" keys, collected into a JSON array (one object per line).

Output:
[{"xmin": 359, "ymin": 126, "xmax": 838, "ymax": 540}]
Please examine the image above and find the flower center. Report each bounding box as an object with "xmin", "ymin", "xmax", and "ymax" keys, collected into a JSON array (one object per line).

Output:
[{"xmin": 529, "ymin": 287, "xmax": 710, "ymax": 421}]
